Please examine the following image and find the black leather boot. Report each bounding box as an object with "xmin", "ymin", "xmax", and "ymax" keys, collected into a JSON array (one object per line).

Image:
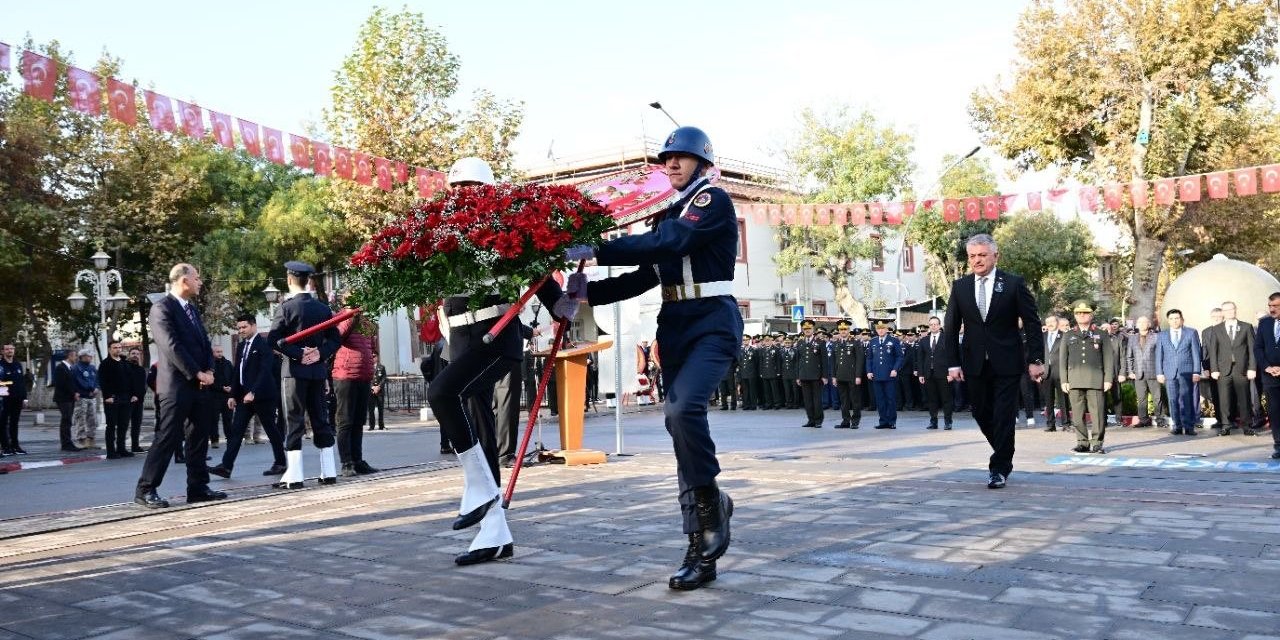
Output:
[
  {"xmin": 454, "ymin": 543, "xmax": 513, "ymax": 566},
  {"xmin": 668, "ymin": 533, "xmax": 717, "ymax": 590},
  {"xmin": 453, "ymin": 496, "xmax": 497, "ymax": 530},
  {"xmin": 692, "ymin": 485, "xmax": 733, "ymax": 562}
]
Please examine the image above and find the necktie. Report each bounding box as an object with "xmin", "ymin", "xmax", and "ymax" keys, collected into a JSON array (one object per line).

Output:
[
  {"xmin": 1173, "ymin": 329, "xmax": 1180, "ymax": 345},
  {"xmin": 931, "ymin": 334, "xmax": 937, "ymax": 350},
  {"xmin": 1228, "ymin": 323, "xmax": 1236, "ymax": 340},
  {"xmin": 184, "ymin": 302, "xmax": 198, "ymax": 327},
  {"xmin": 977, "ymin": 276, "xmax": 988, "ymax": 321},
  {"xmin": 1274, "ymin": 320, "xmax": 1279, "ymax": 345},
  {"xmin": 1047, "ymin": 332, "xmax": 1055, "ymax": 353},
  {"xmin": 240, "ymin": 339, "xmax": 251, "ymax": 385}
]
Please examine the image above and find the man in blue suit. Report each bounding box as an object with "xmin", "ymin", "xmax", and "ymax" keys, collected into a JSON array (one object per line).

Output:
[
  {"xmin": 1253, "ymin": 292, "xmax": 1280, "ymax": 459},
  {"xmin": 1155, "ymin": 308, "xmax": 1203, "ymax": 436}
]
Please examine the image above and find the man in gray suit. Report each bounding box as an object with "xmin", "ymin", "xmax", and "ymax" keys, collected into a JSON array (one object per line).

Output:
[
  {"xmin": 1125, "ymin": 316, "xmax": 1166, "ymax": 428},
  {"xmin": 1207, "ymin": 300, "xmax": 1256, "ymax": 436},
  {"xmin": 1040, "ymin": 314, "xmax": 1065, "ymax": 431}
]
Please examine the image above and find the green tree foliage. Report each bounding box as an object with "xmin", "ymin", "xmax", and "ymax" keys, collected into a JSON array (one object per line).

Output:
[
  {"xmin": 992, "ymin": 212, "xmax": 1098, "ymax": 313},
  {"xmin": 904, "ymin": 155, "xmax": 1000, "ymax": 298},
  {"xmin": 774, "ymin": 107, "xmax": 915, "ymax": 325},
  {"xmin": 971, "ymin": 0, "xmax": 1279, "ymax": 320}
]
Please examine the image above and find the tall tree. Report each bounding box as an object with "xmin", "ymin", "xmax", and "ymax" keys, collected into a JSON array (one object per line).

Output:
[
  {"xmin": 971, "ymin": 0, "xmax": 1279, "ymax": 320},
  {"xmin": 323, "ymin": 7, "xmax": 524, "ymax": 234},
  {"xmin": 774, "ymin": 107, "xmax": 916, "ymax": 325},
  {"xmin": 992, "ymin": 212, "xmax": 1098, "ymax": 314}
]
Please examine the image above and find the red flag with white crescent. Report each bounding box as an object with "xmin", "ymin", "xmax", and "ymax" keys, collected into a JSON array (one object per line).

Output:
[
  {"xmin": 177, "ymin": 101, "xmax": 203, "ymax": 138},
  {"xmin": 1153, "ymin": 178, "xmax": 1176, "ymax": 205},
  {"xmin": 981, "ymin": 196, "xmax": 1000, "ymax": 220},
  {"xmin": 1177, "ymin": 176, "xmax": 1201, "ymax": 202},
  {"xmin": 999, "ymin": 194, "xmax": 1019, "ymax": 212},
  {"xmin": 920, "ymin": 199, "xmax": 936, "ymax": 210},
  {"xmin": 815, "ymin": 206, "xmax": 832, "ymax": 225},
  {"xmin": 1102, "ymin": 184, "xmax": 1123, "ymax": 210},
  {"xmin": 66, "ymin": 67, "xmax": 101, "ymax": 115},
  {"xmin": 781, "ymin": 204, "xmax": 798, "ymax": 225},
  {"xmin": 1078, "ymin": 186, "xmax": 1099, "ymax": 212},
  {"xmin": 1045, "ymin": 188, "xmax": 1070, "ymax": 204},
  {"xmin": 867, "ymin": 202, "xmax": 883, "ymax": 225},
  {"xmin": 751, "ymin": 204, "xmax": 767, "ymax": 226},
  {"xmin": 312, "ymin": 143, "xmax": 333, "ymax": 177},
  {"xmin": 0, "ymin": 43, "xmax": 10, "ymax": 74},
  {"xmin": 143, "ymin": 91, "xmax": 176, "ymax": 132},
  {"xmin": 262, "ymin": 127, "xmax": 286, "ymax": 164},
  {"xmin": 828, "ymin": 205, "xmax": 845, "ymax": 226},
  {"xmin": 106, "ymin": 78, "xmax": 136, "ymax": 126},
  {"xmin": 21, "ymin": 51, "xmax": 56, "ymax": 102},
  {"xmin": 963, "ymin": 197, "xmax": 980, "ymax": 221},
  {"xmin": 1026, "ymin": 192, "xmax": 1042, "ymax": 211},
  {"xmin": 374, "ymin": 157, "xmax": 393, "ymax": 191},
  {"xmin": 394, "ymin": 161, "xmax": 408, "ymax": 184},
  {"xmin": 903, "ymin": 201, "xmax": 916, "ymax": 218},
  {"xmin": 288, "ymin": 134, "xmax": 311, "ymax": 169},
  {"xmin": 334, "ymin": 147, "xmax": 354, "ymax": 180},
  {"xmin": 849, "ymin": 203, "xmax": 868, "ymax": 226},
  {"xmin": 238, "ymin": 119, "xmax": 262, "ymax": 156},
  {"xmin": 415, "ymin": 167, "xmax": 445, "ymax": 198},
  {"xmin": 799, "ymin": 205, "xmax": 815, "ymax": 226},
  {"xmin": 209, "ymin": 111, "xmax": 234, "ymax": 149},
  {"xmin": 1130, "ymin": 180, "xmax": 1148, "ymax": 207},
  {"xmin": 1206, "ymin": 172, "xmax": 1228, "ymax": 199},
  {"xmin": 1233, "ymin": 169, "xmax": 1257, "ymax": 196},
  {"xmin": 942, "ymin": 199, "xmax": 960, "ymax": 222},
  {"xmin": 354, "ymin": 152, "xmax": 373, "ymax": 185},
  {"xmin": 884, "ymin": 202, "xmax": 903, "ymax": 225},
  {"xmin": 1261, "ymin": 165, "xmax": 1280, "ymax": 193}
]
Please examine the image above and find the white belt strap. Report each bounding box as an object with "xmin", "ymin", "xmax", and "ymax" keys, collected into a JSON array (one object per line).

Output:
[
  {"xmin": 661, "ymin": 280, "xmax": 733, "ymax": 302},
  {"xmin": 447, "ymin": 304, "xmax": 511, "ymax": 327}
]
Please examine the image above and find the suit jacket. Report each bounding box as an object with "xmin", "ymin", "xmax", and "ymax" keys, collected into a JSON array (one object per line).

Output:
[
  {"xmin": 1255, "ymin": 317, "xmax": 1280, "ymax": 388},
  {"xmin": 941, "ymin": 269, "xmax": 1043, "ymax": 376},
  {"xmin": 1154, "ymin": 327, "xmax": 1202, "ymax": 378},
  {"xmin": 98, "ymin": 356, "xmax": 129, "ymax": 403},
  {"xmin": 232, "ymin": 334, "xmax": 278, "ymax": 401},
  {"xmin": 212, "ymin": 356, "xmax": 234, "ymax": 397},
  {"xmin": 916, "ymin": 332, "xmax": 949, "ymax": 378},
  {"xmin": 1105, "ymin": 332, "xmax": 1125, "ymax": 380},
  {"xmin": 126, "ymin": 360, "xmax": 147, "ymax": 401},
  {"xmin": 0, "ymin": 358, "xmax": 27, "ymax": 400},
  {"xmin": 53, "ymin": 360, "xmax": 77, "ymax": 403},
  {"xmin": 268, "ymin": 292, "xmax": 340, "ymax": 380},
  {"xmin": 1207, "ymin": 321, "xmax": 1256, "ymax": 376},
  {"xmin": 1043, "ymin": 330, "xmax": 1065, "ymax": 378},
  {"xmin": 150, "ymin": 294, "xmax": 214, "ymax": 395},
  {"xmin": 1125, "ymin": 331, "xmax": 1160, "ymax": 379}
]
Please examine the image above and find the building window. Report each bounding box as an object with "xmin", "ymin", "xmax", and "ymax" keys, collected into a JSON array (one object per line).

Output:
[
  {"xmin": 736, "ymin": 218, "xmax": 748, "ymax": 264},
  {"xmin": 871, "ymin": 235, "xmax": 884, "ymax": 272},
  {"xmin": 737, "ymin": 301, "xmax": 750, "ymax": 317},
  {"xmin": 812, "ymin": 300, "xmax": 827, "ymax": 316},
  {"xmin": 902, "ymin": 245, "xmax": 915, "ymax": 273}
]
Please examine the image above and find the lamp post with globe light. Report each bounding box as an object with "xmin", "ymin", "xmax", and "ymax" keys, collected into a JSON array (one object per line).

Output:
[{"xmin": 67, "ymin": 249, "xmax": 130, "ymax": 426}]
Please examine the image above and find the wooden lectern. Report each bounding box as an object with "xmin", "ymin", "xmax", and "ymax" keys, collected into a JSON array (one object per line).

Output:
[{"xmin": 544, "ymin": 340, "xmax": 612, "ymax": 465}]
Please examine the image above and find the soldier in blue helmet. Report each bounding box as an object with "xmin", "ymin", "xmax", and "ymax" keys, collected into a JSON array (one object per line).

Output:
[{"xmin": 551, "ymin": 125, "xmax": 740, "ymax": 591}]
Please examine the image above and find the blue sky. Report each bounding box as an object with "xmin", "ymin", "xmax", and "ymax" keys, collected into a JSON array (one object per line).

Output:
[{"xmin": 4, "ymin": 0, "xmax": 1034, "ymax": 184}]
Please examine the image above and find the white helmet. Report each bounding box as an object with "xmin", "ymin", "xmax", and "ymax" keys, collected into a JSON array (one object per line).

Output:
[{"xmin": 447, "ymin": 157, "xmax": 496, "ymax": 186}]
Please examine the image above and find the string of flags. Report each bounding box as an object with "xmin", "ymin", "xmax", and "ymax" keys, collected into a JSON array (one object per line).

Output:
[
  {"xmin": 3, "ymin": 44, "xmax": 450, "ymax": 198},
  {"xmin": 2, "ymin": 41, "xmax": 1277, "ymax": 221}
]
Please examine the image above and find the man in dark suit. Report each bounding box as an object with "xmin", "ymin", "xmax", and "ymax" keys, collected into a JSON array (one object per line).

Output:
[
  {"xmin": 97, "ymin": 341, "xmax": 133, "ymax": 459},
  {"xmin": 1207, "ymin": 300, "xmax": 1257, "ymax": 436},
  {"xmin": 52, "ymin": 350, "xmax": 82, "ymax": 452},
  {"xmin": 134, "ymin": 263, "xmax": 225, "ymax": 508},
  {"xmin": 1253, "ymin": 292, "xmax": 1280, "ymax": 459},
  {"xmin": 209, "ymin": 313, "xmax": 286, "ymax": 479},
  {"xmin": 1155, "ymin": 308, "xmax": 1203, "ymax": 436},
  {"xmin": 267, "ymin": 261, "xmax": 341, "ymax": 489},
  {"xmin": 941, "ymin": 234, "xmax": 1044, "ymax": 489},
  {"xmin": 1039, "ymin": 315, "xmax": 1065, "ymax": 431},
  {"xmin": 210, "ymin": 345, "xmax": 235, "ymax": 448},
  {"xmin": 915, "ymin": 316, "xmax": 953, "ymax": 430}
]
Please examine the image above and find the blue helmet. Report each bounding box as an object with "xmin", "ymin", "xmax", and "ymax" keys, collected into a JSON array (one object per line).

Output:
[{"xmin": 658, "ymin": 126, "xmax": 714, "ymax": 165}]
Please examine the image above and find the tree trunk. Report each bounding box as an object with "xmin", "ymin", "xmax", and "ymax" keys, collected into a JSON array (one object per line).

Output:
[
  {"xmin": 833, "ymin": 279, "xmax": 869, "ymax": 328},
  {"xmin": 1127, "ymin": 225, "xmax": 1165, "ymax": 322}
]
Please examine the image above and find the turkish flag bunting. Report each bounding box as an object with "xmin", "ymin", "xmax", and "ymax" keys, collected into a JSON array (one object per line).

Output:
[
  {"xmin": 920, "ymin": 199, "xmax": 936, "ymax": 210},
  {"xmin": 312, "ymin": 143, "xmax": 333, "ymax": 177},
  {"xmin": 143, "ymin": 91, "xmax": 176, "ymax": 132},
  {"xmin": 209, "ymin": 111, "xmax": 235, "ymax": 149},
  {"xmin": 415, "ymin": 167, "xmax": 446, "ymax": 198},
  {"xmin": 942, "ymin": 199, "xmax": 961, "ymax": 223},
  {"xmin": 1177, "ymin": 176, "xmax": 1201, "ymax": 202},
  {"xmin": 1046, "ymin": 188, "xmax": 1070, "ymax": 204},
  {"xmin": 1261, "ymin": 165, "xmax": 1280, "ymax": 193},
  {"xmin": 799, "ymin": 205, "xmax": 815, "ymax": 226},
  {"xmin": 106, "ymin": 78, "xmax": 136, "ymax": 126},
  {"xmin": 1153, "ymin": 178, "xmax": 1176, "ymax": 205},
  {"xmin": 334, "ymin": 147, "xmax": 354, "ymax": 180},
  {"xmin": 394, "ymin": 161, "xmax": 408, "ymax": 184},
  {"xmin": 66, "ymin": 67, "xmax": 101, "ymax": 115},
  {"xmin": 288, "ymin": 134, "xmax": 311, "ymax": 170},
  {"xmin": 867, "ymin": 202, "xmax": 883, "ymax": 225},
  {"xmin": 1079, "ymin": 187, "xmax": 1099, "ymax": 212},
  {"xmin": 1206, "ymin": 172, "xmax": 1229, "ymax": 199},
  {"xmin": 963, "ymin": 197, "xmax": 980, "ymax": 221},
  {"xmin": 0, "ymin": 43, "xmax": 10, "ymax": 74},
  {"xmin": 1026, "ymin": 192, "xmax": 1042, "ymax": 211},
  {"xmin": 21, "ymin": 51, "xmax": 56, "ymax": 102},
  {"xmin": 849, "ymin": 203, "xmax": 868, "ymax": 225},
  {"xmin": 1130, "ymin": 180, "xmax": 1148, "ymax": 208},
  {"xmin": 751, "ymin": 205, "xmax": 768, "ymax": 226},
  {"xmin": 781, "ymin": 204, "xmax": 798, "ymax": 225},
  {"xmin": 1102, "ymin": 184, "xmax": 1123, "ymax": 210},
  {"xmin": 981, "ymin": 196, "xmax": 1000, "ymax": 220},
  {"xmin": 374, "ymin": 157, "xmax": 393, "ymax": 191},
  {"xmin": 1233, "ymin": 169, "xmax": 1257, "ymax": 196},
  {"xmin": 903, "ymin": 201, "xmax": 916, "ymax": 218},
  {"xmin": 262, "ymin": 128, "xmax": 286, "ymax": 164},
  {"xmin": 354, "ymin": 152, "xmax": 373, "ymax": 185},
  {"xmin": 815, "ymin": 206, "xmax": 831, "ymax": 225},
  {"xmin": 770, "ymin": 205, "xmax": 785, "ymax": 226},
  {"xmin": 999, "ymin": 194, "xmax": 1019, "ymax": 212},
  {"xmin": 885, "ymin": 202, "xmax": 903, "ymax": 225},
  {"xmin": 238, "ymin": 119, "xmax": 262, "ymax": 156},
  {"xmin": 177, "ymin": 101, "xmax": 203, "ymax": 138}
]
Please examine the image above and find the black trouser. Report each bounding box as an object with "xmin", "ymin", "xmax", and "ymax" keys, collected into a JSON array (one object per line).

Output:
[
  {"xmin": 1106, "ymin": 378, "xmax": 1122, "ymax": 418},
  {"xmin": 737, "ymin": 377, "xmax": 755, "ymax": 409},
  {"xmin": 334, "ymin": 379, "xmax": 370, "ymax": 464},
  {"xmin": 1264, "ymin": 384, "xmax": 1280, "ymax": 452},
  {"xmin": 587, "ymin": 368, "xmax": 598, "ymax": 403},
  {"xmin": 1019, "ymin": 373, "xmax": 1039, "ymax": 420},
  {"xmin": 57, "ymin": 400, "xmax": 75, "ymax": 448},
  {"xmin": 718, "ymin": 376, "xmax": 736, "ymax": 408},
  {"xmin": 761, "ymin": 377, "xmax": 780, "ymax": 409},
  {"xmin": 799, "ymin": 379, "xmax": 824, "ymax": 425},
  {"xmin": 1203, "ymin": 376, "xmax": 1224, "ymax": 425},
  {"xmin": 1218, "ymin": 371, "xmax": 1252, "ymax": 428},
  {"xmin": 922, "ymin": 375, "xmax": 954, "ymax": 426},
  {"xmin": 966, "ymin": 363, "xmax": 1019, "ymax": 477},
  {"xmin": 1041, "ymin": 373, "xmax": 1064, "ymax": 425},
  {"xmin": 427, "ymin": 348, "xmax": 514, "ymax": 486},
  {"xmin": 1069, "ymin": 387, "xmax": 1106, "ymax": 445},
  {"xmin": 222, "ymin": 396, "xmax": 285, "ymax": 471},
  {"xmin": 283, "ymin": 377, "xmax": 335, "ymax": 450},
  {"xmin": 836, "ymin": 380, "xmax": 861, "ymax": 426},
  {"xmin": 104, "ymin": 398, "xmax": 131, "ymax": 453},
  {"xmin": 1133, "ymin": 377, "xmax": 1165, "ymax": 424},
  {"xmin": 784, "ymin": 378, "xmax": 798, "ymax": 408},
  {"xmin": 493, "ymin": 361, "xmax": 522, "ymax": 460},
  {"xmin": 130, "ymin": 400, "xmax": 144, "ymax": 448},
  {"xmin": 136, "ymin": 385, "xmax": 212, "ymax": 495},
  {"xmin": 211, "ymin": 396, "xmax": 232, "ymax": 443},
  {"xmin": 0, "ymin": 397, "xmax": 21, "ymax": 450},
  {"xmin": 367, "ymin": 389, "xmax": 384, "ymax": 429}
]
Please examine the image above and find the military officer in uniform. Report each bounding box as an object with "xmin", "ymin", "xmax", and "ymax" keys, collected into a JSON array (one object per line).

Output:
[
  {"xmin": 557, "ymin": 125, "xmax": 737, "ymax": 591},
  {"xmin": 717, "ymin": 350, "xmax": 737, "ymax": 410},
  {"xmin": 266, "ymin": 261, "xmax": 343, "ymax": 488},
  {"xmin": 780, "ymin": 334, "xmax": 799, "ymax": 409},
  {"xmin": 736, "ymin": 335, "xmax": 757, "ymax": 410},
  {"xmin": 831, "ymin": 320, "xmax": 864, "ymax": 429},
  {"xmin": 820, "ymin": 329, "xmax": 839, "ymax": 410},
  {"xmin": 758, "ymin": 333, "xmax": 782, "ymax": 410},
  {"xmin": 866, "ymin": 319, "xmax": 905, "ymax": 429},
  {"xmin": 1059, "ymin": 301, "xmax": 1115, "ymax": 453},
  {"xmin": 796, "ymin": 320, "xmax": 830, "ymax": 428}
]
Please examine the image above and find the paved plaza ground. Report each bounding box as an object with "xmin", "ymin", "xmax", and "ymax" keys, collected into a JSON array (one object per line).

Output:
[{"xmin": 1, "ymin": 405, "xmax": 1279, "ymax": 639}]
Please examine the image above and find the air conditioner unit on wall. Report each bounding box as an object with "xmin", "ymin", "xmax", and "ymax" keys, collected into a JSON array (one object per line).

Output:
[{"xmin": 773, "ymin": 292, "xmax": 789, "ymax": 304}]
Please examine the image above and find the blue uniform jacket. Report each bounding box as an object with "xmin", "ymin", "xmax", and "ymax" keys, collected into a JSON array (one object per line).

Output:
[{"xmin": 865, "ymin": 335, "xmax": 905, "ymax": 380}]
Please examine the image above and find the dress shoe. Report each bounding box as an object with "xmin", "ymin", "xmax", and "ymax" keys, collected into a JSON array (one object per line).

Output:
[
  {"xmin": 454, "ymin": 543, "xmax": 514, "ymax": 566},
  {"xmin": 692, "ymin": 486, "xmax": 732, "ymax": 562},
  {"xmin": 12, "ymin": 447, "xmax": 27, "ymax": 455},
  {"xmin": 353, "ymin": 460, "xmax": 380, "ymax": 474},
  {"xmin": 1072, "ymin": 444, "xmax": 1090, "ymax": 453},
  {"xmin": 1272, "ymin": 451, "xmax": 1280, "ymax": 459},
  {"xmin": 1186, "ymin": 430, "xmax": 1198, "ymax": 436},
  {"xmin": 1171, "ymin": 429, "xmax": 1184, "ymax": 435},
  {"xmin": 874, "ymin": 424, "xmax": 892, "ymax": 429},
  {"xmin": 61, "ymin": 444, "xmax": 82, "ymax": 452},
  {"xmin": 944, "ymin": 423, "xmax": 953, "ymax": 430},
  {"xmin": 452, "ymin": 496, "xmax": 498, "ymax": 530},
  {"xmin": 118, "ymin": 449, "xmax": 134, "ymax": 457},
  {"xmin": 131, "ymin": 446, "xmax": 146, "ymax": 453},
  {"xmin": 926, "ymin": 424, "xmax": 938, "ymax": 430},
  {"xmin": 340, "ymin": 463, "xmax": 358, "ymax": 478},
  {"xmin": 851, "ymin": 422, "xmax": 861, "ymax": 429},
  {"xmin": 262, "ymin": 464, "xmax": 287, "ymax": 476},
  {"xmin": 669, "ymin": 532, "xmax": 717, "ymax": 591},
  {"xmin": 1244, "ymin": 428, "xmax": 1257, "ymax": 436},
  {"xmin": 812, "ymin": 423, "xmax": 823, "ymax": 429},
  {"xmin": 319, "ymin": 476, "xmax": 338, "ymax": 485},
  {"xmin": 500, "ymin": 454, "xmax": 516, "ymax": 468},
  {"xmin": 208, "ymin": 465, "xmax": 232, "ymax": 479},
  {"xmin": 440, "ymin": 445, "xmax": 453, "ymax": 455},
  {"xmin": 800, "ymin": 422, "xmax": 815, "ymax": 428},
  {"xmin": 834, "ymin": 422, "xmax": 851, "ymax": 429},
  {"xmin": 210, "ymin": 440, "xmax": 220, "ymax": 449},
  {"xmin": 1044, "ymin": 426, "xmax": 1057, "ymax": 432},
  {"xmin": 1219, "ymin": 428, "xmax": 1233, "ymax": 436},
  {"xmin": 1090, "ymin": 444, "xmax": 1107, "ymax": 454},
  {"xmin": 106, "ymin": 451, "xmax": 121, "ymax": 460},
  {"xmin": 135, "ymin": 491, "xmax": 169, "ymax": 508},
  {"xmin": 987, "ymin": 472, "xmax": 1006, "ymax": 489},
  {"xmin": 187, "ymin": 489, "xmax": 227, "ymax": 503},
  {"xmin": 272, "ymin": 480, "xmax": 304, "ymax": 489}
]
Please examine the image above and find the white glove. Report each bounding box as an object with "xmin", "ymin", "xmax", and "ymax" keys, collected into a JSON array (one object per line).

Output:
[
  {"xmin": 566, "ymin": 272, "xmax": 588, "ymax": 299},
  {"xmin": 565, "ymin": 245, "xmax": 595, "ymax": 262},
  {"xmin": 553, "ymin": 296, "xmax": 581, "ymax": 322}
]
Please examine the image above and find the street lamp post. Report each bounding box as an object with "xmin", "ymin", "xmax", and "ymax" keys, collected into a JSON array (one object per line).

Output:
[{"xmin": 67, "ymin": 249, "xmax": 129, "ymax": 426}]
